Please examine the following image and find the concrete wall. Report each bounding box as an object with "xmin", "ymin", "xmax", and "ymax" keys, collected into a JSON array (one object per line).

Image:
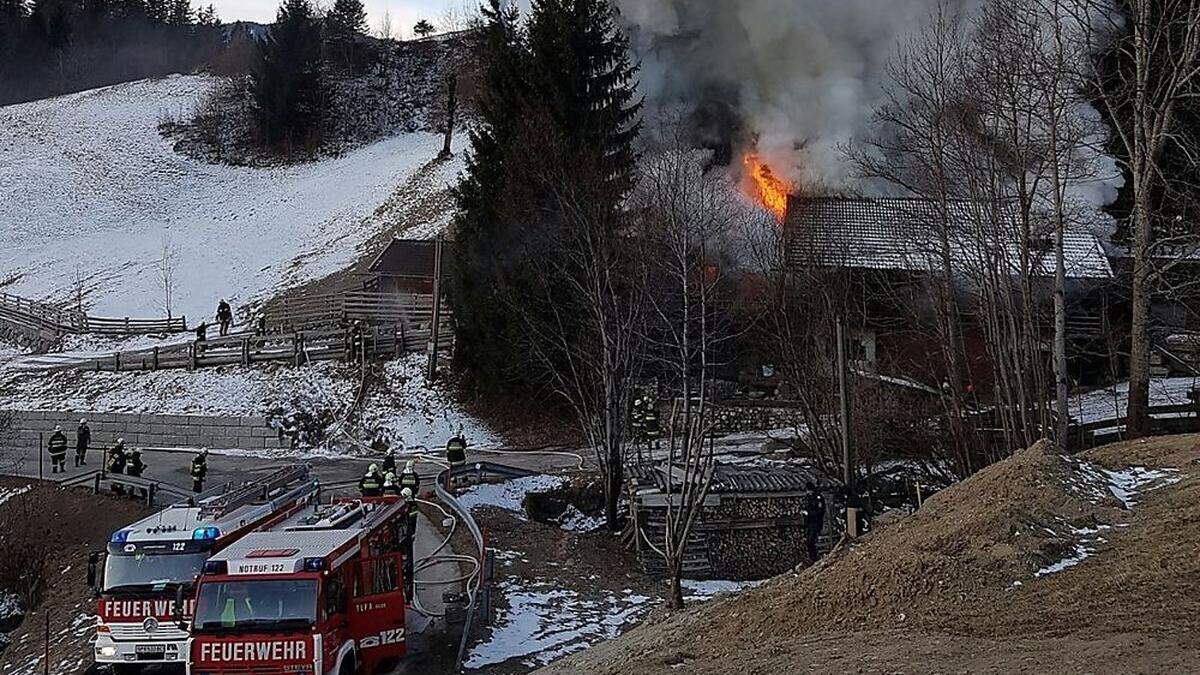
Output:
[{"xmin": 2, "ymin": 410, "xmax": 286, "ymax": 452}]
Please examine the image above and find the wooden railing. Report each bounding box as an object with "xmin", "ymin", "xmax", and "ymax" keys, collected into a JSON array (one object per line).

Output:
[
  {"xmin": 265, "ymin": 291, "xmax": 449, "ymax": 333},
  {"xmin": 0, "ymin": 291, "xmax": 187, "ymax": 337},
  {"xmin": 82, "ymin": 315, "xmax": 188, "ymax": 335}
]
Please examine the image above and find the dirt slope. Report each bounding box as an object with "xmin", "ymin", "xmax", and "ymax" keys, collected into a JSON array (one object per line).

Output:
[
  {"xmin": 0, "ymin": 479, "xmax": 152, "ymax": 674},
  {"xmin": 538, "ymin": 435, "xmax": 1200, "ymax": 674}
]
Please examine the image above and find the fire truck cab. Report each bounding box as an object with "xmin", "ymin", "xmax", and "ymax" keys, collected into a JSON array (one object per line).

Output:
[
  {"xmin": 187, "ymin": 496, "xmax": 412, "ymax": 675},
  {"xmin": 92, "ymin": 466, "xmax": 318, "ymax": 673}
]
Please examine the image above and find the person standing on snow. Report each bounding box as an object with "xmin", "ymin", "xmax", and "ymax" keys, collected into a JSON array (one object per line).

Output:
[
  {"xmin": 75, "ymin": 418, "xmax": 91, "ymax": 467},
  {"xmin": 191, "ymin": 449, "xmax": 208, "ymax": 493},
  {"xmin": 216, "ymin": 299, "xmax": 233, "ymax": 337}
]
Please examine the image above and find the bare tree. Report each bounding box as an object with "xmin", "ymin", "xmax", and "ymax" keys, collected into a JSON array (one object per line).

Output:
[
  {"xmin": 157, "ymin": 233, "xmax": 180, "ymax": 319},
  {"xmin": 1073, "ymin": 0, "xmax": 1200, "ymax": 436},
  {"xmin": 631, "ymin": 140, "xmax": 742, "ymax": 608},
  {"xmin": 439, "ymin": 0, "xmax": 481, "ymax": 33},
  {"xmin": 377, "ymin": 11, "xmax": 396, "ymax": 41}
]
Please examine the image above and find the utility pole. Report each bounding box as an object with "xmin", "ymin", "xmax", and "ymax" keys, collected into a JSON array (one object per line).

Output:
[
  {"xmin": 427, "ymin": 236, "xmax": 444, "ymax": 381},
  {"xmin": 836, "ymin": 318, "xmax": 856, "ymax": 537}
]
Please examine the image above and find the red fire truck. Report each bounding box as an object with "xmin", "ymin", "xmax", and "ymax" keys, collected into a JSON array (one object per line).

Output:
[
  {"xmin": 186, "ymin": 496, "xmax": 412, "ymax": 675},
  {"xmin": 91, "ymin": 466, "xmax": 318, "ymax": 673}
]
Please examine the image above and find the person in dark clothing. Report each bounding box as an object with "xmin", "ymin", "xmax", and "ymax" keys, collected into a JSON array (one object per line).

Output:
[
  {"xmin": 126, "ymin": 450, "xmax": 146, "ymax": 478},
  {"xmin": 381, "ymin": 448, "xmax": 396, "ymax": 475},
  {"xmin": 804, "ymin": 482, "xmax": 826, "ymax": 563},
  {"xmin": 255, "ymin": 315, "xmax": 267, "ymax": 336},
  {"xmin": 191, "ymin": 449, "xmax": 208, "ymax": 493},
  {"xmin": 75, "ymin": 418, "xmax": 91, "ymax": 467},
  {"xmin": 216, "ymin": 299, "xmax": 233, "ymax": 336},
  {"xmin": 47, "ymin": 425, "xmax": 68, "ymax": 473},
  {"xmin": 359, "ymin": 464, "xmax": 383, "ymax": 497},
  {"xmin": 399, "ymin": 460, "xmax": 420, "ymax": 495},
  {"xmin": 107, "ymin": 439, "xmax": 128, "ymax": 474},
  {"xmin": 402, "ymin": 488, "xmax": 418, "ymax": 600},
  {"xmin": 195, "ymin": 321, "xmax": 208, "ymax": 342}
]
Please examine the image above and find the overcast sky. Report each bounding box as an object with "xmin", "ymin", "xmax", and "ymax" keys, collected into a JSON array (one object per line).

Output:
[{"xmin": 209, "ymin": 0, "xmax": 469, "ymax": 38}]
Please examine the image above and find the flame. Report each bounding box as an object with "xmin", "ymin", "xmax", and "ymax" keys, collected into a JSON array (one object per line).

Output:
[{"xmin": 742, "ymin": 154, "xmax": 791, "ymax": 223}]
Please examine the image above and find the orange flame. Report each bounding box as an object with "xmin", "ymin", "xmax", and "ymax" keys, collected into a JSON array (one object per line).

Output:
[{"xmin": 742, "ymin": 154, "xmax": 792, "ymax": 223}]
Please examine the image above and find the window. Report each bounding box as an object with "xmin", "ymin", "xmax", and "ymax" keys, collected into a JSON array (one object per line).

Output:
[{"xmin": 192, "ymin": 579, "xmax": 317, "ymax": 633}]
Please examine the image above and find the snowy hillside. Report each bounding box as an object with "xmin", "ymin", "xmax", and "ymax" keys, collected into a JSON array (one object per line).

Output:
[{"xmin": 0, "ymin": 74, "xmax": 463, "ymax": 322}]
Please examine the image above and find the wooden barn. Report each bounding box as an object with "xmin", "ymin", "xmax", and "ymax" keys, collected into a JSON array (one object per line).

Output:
[
  {"xmin": 629, "ymin": 462, "xmax": 840, "ymax": 581},
  {"xmin": 362, "ymin": 238, "xmax": 449, "ymax": 295}
]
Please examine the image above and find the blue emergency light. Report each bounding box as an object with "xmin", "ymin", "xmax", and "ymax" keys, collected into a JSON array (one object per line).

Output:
[
  {"xmin": 203, "ymin": 560, "xmax": 227, "ymax": 575},
  {"xmin": 192, "ymin": 527, "xmax": 221, "ymax": 540},
  {"xmin": 110, "ymin": 530, "xmax": 131, "ymax": 544},
  {"xmin": 303, "ymin": 557, "xmax": 325, "ymax": 572}
]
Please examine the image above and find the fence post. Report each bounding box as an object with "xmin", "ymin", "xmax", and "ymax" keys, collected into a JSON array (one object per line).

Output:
[
  {"xmin": 124, "ymin": 317, "xmax": 130, "ymax": 333},
  {"xmin": 242, "ymin": 338, "xmax": 250, "ymax": 367},
  {"xmin": 114, "ymin": 352, "xmax": 121, "ymax": 372},
  {"xmin": 153, "ymin": 347, "xmax": 159, "ymax": 371},
  {"xmin": 189, "ymin": 344, "xmax": 196, "ymax": 371}
]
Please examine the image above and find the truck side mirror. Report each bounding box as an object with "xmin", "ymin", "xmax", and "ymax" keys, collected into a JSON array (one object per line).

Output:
[
  {"xmin": 172, "ymin": 585, "xmax": 187, "ymax": 629},
  {"xmin": 86, "ymin": 552, "xmax": 99, "ymax": 589}
]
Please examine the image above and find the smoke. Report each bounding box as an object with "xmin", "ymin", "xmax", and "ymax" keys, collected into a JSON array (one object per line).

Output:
[{"xmin": 613, "ymin": 0, "xmax": 980, "ymax": 188}]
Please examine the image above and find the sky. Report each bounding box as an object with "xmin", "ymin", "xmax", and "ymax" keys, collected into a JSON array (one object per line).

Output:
[{"xmin": 209, "ymin": 0, "xmax": 471, "ymax": 38}]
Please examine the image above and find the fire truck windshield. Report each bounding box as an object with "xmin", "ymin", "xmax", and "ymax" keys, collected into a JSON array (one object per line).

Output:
[
  {"xmin": 103, "ymin": 551, "xmax": 209, "ymax": 594},
  {"xmin": 193, "ymin": 579, "xmax": 317, "ymax": 634}
]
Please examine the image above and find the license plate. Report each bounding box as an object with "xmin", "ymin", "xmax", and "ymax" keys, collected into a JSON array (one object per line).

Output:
[{"xmin": 135, "ymin": 645, "xmax": 166, "ymax": 656}]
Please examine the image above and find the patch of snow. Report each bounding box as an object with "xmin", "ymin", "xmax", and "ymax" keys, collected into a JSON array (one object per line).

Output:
[
  {"xmin": 0, "ymin": 74, "xmax": 462, "ymax": 322},
  {"xmin": 0, "ymin": 592, "xmax": 22, "ymax": 622},
  {"xmin": 464, "ymin": 578, "xmax": 651, "ymax": 669},
  {"xmin": 356, "ymin": 355, "xmax": 499, "ymax": 450},
  {"xmin": 557, "ymin": 505, "xmax": 604, "ymax": 533},
  {"xmin": 1065, "ymin": 377, "xmax": 1199, "ymax": 426},
  {"xmin": 680, "ymin": 579, "xmax": 765, "ymax": 601},
  {"xmin": 456, "ymin": 475, "xmax": 568, "ymax": 517},
  {"xmin": 1103, "ymin": 467, "xmax": 1183, "ymax": 509},
  {"xmin": 0, "ymin": 485, "xmax": 31, "ymax": 508},
  {"xmin": 1035, "ymin": 545, "xmax": 1091, "ymax": 577}
]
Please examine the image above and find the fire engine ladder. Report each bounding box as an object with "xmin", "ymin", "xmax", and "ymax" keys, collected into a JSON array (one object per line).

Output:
[{"xmin": 198, "ymin": 465, "xmax": 311, "ymax": 520}]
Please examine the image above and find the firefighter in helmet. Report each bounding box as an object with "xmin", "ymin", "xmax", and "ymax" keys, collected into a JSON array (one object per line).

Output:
[
  {"xmin": 399, "ymin": 460, "xmax": 420, "ymax": 494},
  {"xmin": 191, "ymin": 449, "xmax": 208, "ymax": 493},
  {"xmin": 446, "ymin": 425, "xmax": 467, "ymax": 468},
  {"xmin": 382, "ymin": 470, "xmax": 401, "ymax": 496},
  {"xmin": 107, "ymin": 438, "xmax": 128, "ymax": 475},
  {"xmin": 47, "ymin": 425, "xmax": 69, "ymax": 474},
  {"xmin": 359, "ymin": 464, "xmax": 383, "ymax": 497},
  {"xmin": 126, "ymin": 450, "xmax": 146, "ymax": 478}
]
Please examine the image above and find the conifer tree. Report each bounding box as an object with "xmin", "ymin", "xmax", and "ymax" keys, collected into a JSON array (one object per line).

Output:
[
  {"xmin": 166, "ymin": 0, "xmax": 191, "ymax": 25},
  {"xmin": 251, "ymin": 0, "xmax": 325, "ymax": 150},
  {"xmin": 413, "ymin": 18, "xmax": 434, "ymax": 37},
  {"xmin": 326, "ymin": 0, "xmax": 365, "ymax": 36}
]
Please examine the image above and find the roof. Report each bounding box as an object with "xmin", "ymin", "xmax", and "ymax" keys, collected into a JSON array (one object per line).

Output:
[
  {"xmin": 367, "ymin": 238, "xmax": 448, "ymax": 278},
  {"xmin": 785, "ymin": 197, "xmax": 1113, "ymax": 280},
  {"xmin": 211, "ymin": 530, "xmax": 361, "ymax": 575}
]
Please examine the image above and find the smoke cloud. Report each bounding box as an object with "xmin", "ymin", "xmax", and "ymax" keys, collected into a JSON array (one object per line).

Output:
[{"xmin": 612, "ymin": 0, "xmax": 979, "ymax": 188}]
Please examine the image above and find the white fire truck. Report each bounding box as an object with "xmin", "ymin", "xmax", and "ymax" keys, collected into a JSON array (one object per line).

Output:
[
  {"xmin": 91, "ymin": 465, "xmax": 319, "ymax": 673},
  {"xmin": 186, "ymin": 495, "xmax": 412, "ymax": 675}
]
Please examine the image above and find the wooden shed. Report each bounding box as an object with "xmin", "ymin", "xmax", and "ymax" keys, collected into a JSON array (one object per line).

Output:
[
  {"xmin": 629, "ymin": 462, "xmax": 840, "ymax": 581},
  {"xmin": 363, "ymin": 238, "xmax": 449, "ymax": 295}
]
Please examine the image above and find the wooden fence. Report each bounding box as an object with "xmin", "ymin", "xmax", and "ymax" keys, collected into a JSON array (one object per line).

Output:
[
  {"xmin": 0, "ymin": 291, "xmax": 187, "ymax": 338},
  {"xmin": 265, "ymin": 291, "xmax": 448, "ymax": 333}
]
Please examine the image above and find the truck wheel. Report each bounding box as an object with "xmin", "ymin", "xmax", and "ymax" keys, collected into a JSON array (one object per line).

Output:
[
  {"xmin": 338, "ymin": 653, "xmax": 357, "ymax": 675},
  {"xmin": 110, "ymin": 665, "xmax": 142, "ymax": 675}
]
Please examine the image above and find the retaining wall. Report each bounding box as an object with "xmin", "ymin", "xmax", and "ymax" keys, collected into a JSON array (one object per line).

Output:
[{"xmin": 2, "ymin": 410, "xmax": 285, "ymax": 451}]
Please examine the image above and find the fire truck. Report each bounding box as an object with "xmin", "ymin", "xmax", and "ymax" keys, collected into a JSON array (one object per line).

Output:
[
  {"xmin": 91, "ymin": 466, "xmax": 319, "ymax": 673},
  {"xmin": 186, "ymin": 495, "xmax": 412, "ymax": 675}
]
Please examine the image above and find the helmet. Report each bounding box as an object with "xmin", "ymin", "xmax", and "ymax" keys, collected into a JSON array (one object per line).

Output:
[
  {"xmin": 368, "ymin": 463, "xmax": 379, "ymax": 474},
  {"xmin": 116, "ymin": 438, "xmax": 126, "ymax": 446},
  {"xmin": 202, "ymin": 448, "xmax": 209, "ymax": 456},
  {"xmin": 383, "ymin": 473, "xmax": 396, "ymax": 486},
  {"xmin": 80, "ymin": 418, "xmax": 87, "ymax": 424},
  {"xmin": 404, "ymin": 460, "xmax": 414, "ymax": 472},
  {"xmin": 401, "ymin": 488, "xmax": 413, "ymax": 500},
  {"xmin": 54, "ymin": 425, "xmax": 61, "ymax": 432}
]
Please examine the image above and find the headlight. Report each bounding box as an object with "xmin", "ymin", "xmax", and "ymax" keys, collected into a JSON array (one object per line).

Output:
[{"xmin": 98, "ymin": 645, "xmax": 117, "ymax": 657}]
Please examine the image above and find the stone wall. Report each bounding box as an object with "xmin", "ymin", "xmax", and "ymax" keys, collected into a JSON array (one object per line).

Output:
[{"xmin": 2, "ymin": 410, "xmax": 285, "ymax": 451}]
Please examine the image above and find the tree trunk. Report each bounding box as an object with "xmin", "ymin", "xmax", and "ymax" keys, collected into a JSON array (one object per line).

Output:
[
  {"xmin": 1127, "ymin": 190, "xmax": 1154, "ymax": 438},
  {"xmin": 667, "ymin": 559, "xmax": 685, "ymax": 610}
]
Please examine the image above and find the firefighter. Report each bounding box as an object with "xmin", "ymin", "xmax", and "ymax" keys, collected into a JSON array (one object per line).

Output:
[
  {"xmin": 107, "ymin": 438, "xmax": 128, "ymax": 474},
  {"xmin": 191, "ymin": 449, "xmax": 208, "ymax": 493},
  {"xmin": 195, "ymin": 321, "xmax": 208, "ymax": 343},
  {"xmin": 75, "ymin": 418, "xmax": 91, "ymax": 467},
  {"xmin": 446, "ymin": 426, "xmax": 466, "ymax": 468},
  {"xmin": 126, "ymin": 450, "xmax": 146, "ymax": 478},
  {"xmin": 255, "ymin": 315, "xmax": 267, "ymax": 336},
  {"xmin": 402, "ymin": 487, "xmax": 417, "ymax": 599},
  {"xmin": 804, "ymin": 481, "xmax": 826, "ymax": 563},
  {"xmin": 349, "ymin": 320, "xmax": 366, "ymax": 362},
  {"xmin": 47, "ymin": 425, "xmax": 68, "ymax": 473},
  {"xmin": 216, "ymin": 299, "xmax": 233, "ymax": 337},
  {"xmin": 382, "ymin": 471, "xmax": 401, "ymax": 496},
  {"xmin": 381, "ymin": 448, "xmax": 397, "ymax": 475},
  {"xmin": 359, "ymin": 464, "xmax": 383, "ymax": 497},
  {"xmin": 399, "ymin": 460, "xmax": 420, "ymax": 494}
]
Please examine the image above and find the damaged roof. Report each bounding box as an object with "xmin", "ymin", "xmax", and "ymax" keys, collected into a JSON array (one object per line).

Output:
[
  {"xmin": 785, "ymin": 197, "xmax": 1113, "ymax": 280},
  {"xmin": 631, "ymin": 461, "xmax": 829, "ymax": 494}
]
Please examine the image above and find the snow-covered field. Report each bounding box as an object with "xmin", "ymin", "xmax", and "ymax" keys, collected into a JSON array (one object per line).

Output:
[
  {"xmin": 1065, "ymin": 377, "xmax": 1199, "ymax": 425},
  {"xmin": 0, "ymin": 74, "xmax": 462, "ymax": 322}
]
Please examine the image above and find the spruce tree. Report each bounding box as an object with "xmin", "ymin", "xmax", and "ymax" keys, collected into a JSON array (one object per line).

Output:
[
  {"xmin": 449, "ymin": 0, "xmax": 534, "ymax": 390},
  {"xmin": 326, "ymin": 0, "xmax": 364, "ymax": 36},
  {"xmin": 166, "ymin": 0, "xmax": 190, "ymax": 25},
  {"xmin": 413, "ymin": 18, "xmax": 434, "ymax": 37},
  {"xmin": 251, "ymin": 0, "xmax": 325, "ymax": 150},
  {"xmin": 527, "ymin": 0, "xmax": 642, "ymax": 200}
]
